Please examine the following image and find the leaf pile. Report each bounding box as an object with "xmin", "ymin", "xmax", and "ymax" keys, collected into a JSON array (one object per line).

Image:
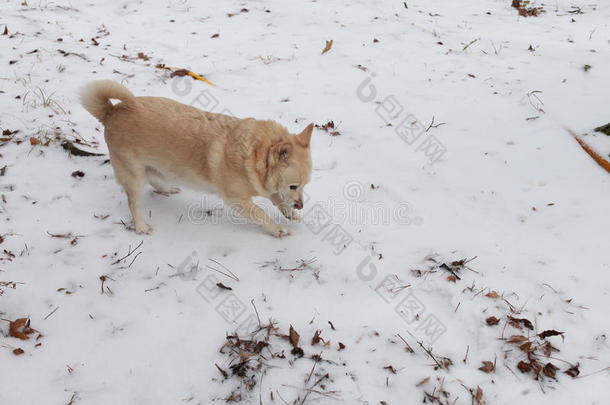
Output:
[
  {"xmin": 315, "ymin": 121, "xmax": 341, "ymax": 136},
  {"xmin": 511, "ymin": 0, "xmax": 545, "ymax": 17},
  {"xmin": 215, "ymin": 322, "xmax": 343, "ymax": 403}
]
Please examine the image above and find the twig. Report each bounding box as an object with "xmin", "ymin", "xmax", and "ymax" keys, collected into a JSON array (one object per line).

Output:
[
  {"xmin": 127, "ymin": 251, "xmax": 142, "ymax": 268},
  {"xmin": 206, "ymin": 258, "xmax": 239, "ymax": 281},
  {"xmin": 417, "ymin": 341, "xmax": 444, "ymax": 369},
  {"xmin": 462, "ymin": 38, "xmax": 479, "ymax": 51},
  {"xmin": 44, "ymin": 306, "xmax": 59, "ymax": 320},
  {"xmin": 396, "ymin": 333, "xmax": 415, "ymax": 353},
  {"xmin": 112, "ymin": 241, "xmax": 143, "ymax": 265},
  {"xmin": 251, "ymin": 299, "xmax": 262, "ymax": 327},
  {"xmin": 425, "ymin": 116, "xmax": 447, "ymax": 132}
]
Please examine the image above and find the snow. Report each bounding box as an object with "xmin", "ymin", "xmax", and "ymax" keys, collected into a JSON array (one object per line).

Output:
[{"xmin": 1, "ymin": 0, "xmax": 610, "ymax": 404}]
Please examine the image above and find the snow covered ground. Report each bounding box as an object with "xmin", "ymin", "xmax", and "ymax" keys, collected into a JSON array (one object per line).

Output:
[{"xmin": 1, "ymin": 0, "xmax": 610, "ymax": 403}]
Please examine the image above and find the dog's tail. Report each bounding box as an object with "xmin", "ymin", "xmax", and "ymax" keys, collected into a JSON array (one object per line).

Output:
[{"xmin": 80, "ymin": 80, "xmax": 135, "ymax": 122}]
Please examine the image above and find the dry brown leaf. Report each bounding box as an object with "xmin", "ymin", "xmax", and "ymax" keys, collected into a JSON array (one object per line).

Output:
[
  {"xmin": 507, "ymin": 316, "xmax": 533, "ymax": 330},
  {"xmin": 29, "ymin": 137, "xmax": 40, "ymax": 145},
  {"xmin": 415, "ymin": 377, "xmax": 430, "ymax": 387},
  {"xmin": 538, "ymin": 329, "xmax": 563, "ymax": 339},
  {"xmin": 485, "ymin": 316, "xmax": 500, "ymax": 326},
  {"xmin": 9, "ymin": 318, "xmax": 37, "ymax": 340},
  {"xmin": 13, "ymin": 348, "xmax": 24, "ymax": 355},
  {"xmin": 311, "ymin": 329, "xmax": 322, "ymax": 345},
  {"xmin": 215, "ymin": 282, "xmax": 232, "ymax": 290},
  {"xmin": 519, "ymin": 341, "xmax": 535, "ymax": 353},
  {"xmin": 485, "ymin": 291, "xmax": 500, "ymax": 299},
  {"xmin": 475, "ymin": 386, "xmax": 484, "ymax": 405},
  {"xmin": 517, "ymin": 361, "xmax": 531, "ymax": 373},
  {"xmin": 321, "ymin": 39, "xmax": 333, "ymax": 55},
  {"xmin": 543, "ymin": 362, "xmax": 558, "ymax": 378},
  {"xmin": 288, "ymin": 325, "xmax": 300, "ymax": 348},
  {"xmin": 478, "ymin": 361, "xmax": 495, "ymax": 373},
  {"xmin": 564, "ymin": 364, "xmax": 580, "ymax": 378},
  {"xmin": 507, "ymin": 335, "xmax": 528, "ymax": 344},
  {"xmin": 541, "ymin": 341, "xmax": 559, "ymax": 357}
]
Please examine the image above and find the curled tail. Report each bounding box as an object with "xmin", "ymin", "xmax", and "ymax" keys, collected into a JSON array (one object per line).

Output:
[{"xmin": 79, "ymin": 80, "xmax": 135, "ymax": 122}]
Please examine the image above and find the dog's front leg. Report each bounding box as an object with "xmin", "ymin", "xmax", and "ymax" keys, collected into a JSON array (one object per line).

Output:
[
  {"xmin": 270, "ymin": 193, "xmax": 300, "ymax": 221},
  {"xmin": 229, "ymin": 198, "xmax": 290, "ymax": 238}
]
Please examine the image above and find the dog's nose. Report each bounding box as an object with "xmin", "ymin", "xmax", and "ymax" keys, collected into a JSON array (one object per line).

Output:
[{"xmin": 293, "ymin": 200, "xmax": 303, "ymax": 210}]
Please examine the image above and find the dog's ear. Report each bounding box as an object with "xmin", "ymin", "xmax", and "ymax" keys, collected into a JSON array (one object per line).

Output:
[
  {"xmin": 269, "ymin": 142, "xmax": 293, "ymax": 166},
  {"xmin": 296, "ymin": 123, "xmax": 314, "ymax": 148}
]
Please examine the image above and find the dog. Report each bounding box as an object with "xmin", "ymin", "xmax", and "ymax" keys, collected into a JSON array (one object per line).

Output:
[{"xmin": 80, "ymin": 80, "xmax": 313, "ymax": 237}]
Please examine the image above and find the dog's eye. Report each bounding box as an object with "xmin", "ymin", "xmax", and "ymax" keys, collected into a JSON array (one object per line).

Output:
[{"xmin": 289, "ymin": 185, "xmax": 298, "ymax": 190}]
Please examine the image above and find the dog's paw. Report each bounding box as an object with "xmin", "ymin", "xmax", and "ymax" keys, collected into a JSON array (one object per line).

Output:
[
  {"xmin": 135, "ymin": 224, "xmax": 153, "ymax": 235},
  {"xmin": 269, "ymin": 227, "xmax": 291, "ymax": 238}
]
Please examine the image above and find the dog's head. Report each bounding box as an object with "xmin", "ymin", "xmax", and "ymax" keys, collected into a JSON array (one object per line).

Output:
[{"xmin": 266, "ymin": 123, "xmax": 313, "ymax": 210}]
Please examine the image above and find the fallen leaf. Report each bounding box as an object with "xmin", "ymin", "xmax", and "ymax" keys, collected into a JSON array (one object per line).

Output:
[
  {"xmin": 321, "ymin": 39, "xmax": 333, "ymax": 55},
  {"xmin": 337, "ymin": 342, "xmax": 345, "ymax": 351},
  {"xmin": 541, "ymin": 341, "xmax": 559, "ymax": 357},
  {"xmin": 519, "ymin": 341, "xmax": 535, "ymax": 352},
  {"xmin": 137, "ymin": 52, "xmax": 150, "ymax": 61},
  {"xmin": 71, "ymin": 170, "xmax": 85, "ymax": 178},
  {"xmin": 517, "ymin": 361, "xmax": 532, "ymax": 373},
  {"xmin": 215, "ymin": 282, "xmax": 232, "ymax": 290},
  {"xmin": 486, "ymin": 316, "xmax": 500, "ymax": 326},
  {"xmin": 479, "ymin": 361, "xmax": 495, "ymax": 373},
  {"xmin": 311, "ymin": 329, "xmax": 322, "ymax": 345},
  {"xmin": 543, "ymin": 362, "xmax": 558, "ymax": 378},
  {"xmin": 485, "ymin": 291, "xmax": 500, "ymax": 299},
  {"xmin": 564, "ymin": 364, "xmax": 580, "ymax": 378},
  {"xmin": 415, "ymin": 377, "xmax": 430, "ymax": 387},
  {"xmin": 211, "ymin": 33, "xmax": 219, "ymax": 39},
  {"xmin": 13, "ymin": 348, "xmax": 24, "ymax": 355},
  {"xmin": 538, "ymin": 329, "xmax": 563, "ymax": 339},
  {"xmin": 29, "ymin": 137, "xmax": 40, "ymax": 145},
  {"xmin": 9, "ymin": 318, "xmax": 37, "ymax": 340},
  {"xmin": 475, "ymin": 386, "xmax": 484, "ymax": 405},
  {"xmin": 288, "ymin": 325, "xmax": 300, "ymax": 348},
  {"xmin": 508, "ymin": 316, "xmax": 533, "ymax": 330},
  {"xmin": 507, "ymin": 335, "xmax": 528, "ymax": 344}
]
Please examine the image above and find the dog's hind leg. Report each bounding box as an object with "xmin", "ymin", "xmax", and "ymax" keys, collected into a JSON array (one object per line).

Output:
[
  {"xmin": 111, "ymin": 157, "xmax": 153, "ymax": 234},
  {"xmin": 146, "ymin": 166, "xmax": 181, "ymax": 196}
]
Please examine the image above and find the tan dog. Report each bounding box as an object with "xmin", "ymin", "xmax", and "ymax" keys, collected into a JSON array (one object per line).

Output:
[{"xmin": 80, "ymin": 80, "xmax": 313, "ymax": 237}]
